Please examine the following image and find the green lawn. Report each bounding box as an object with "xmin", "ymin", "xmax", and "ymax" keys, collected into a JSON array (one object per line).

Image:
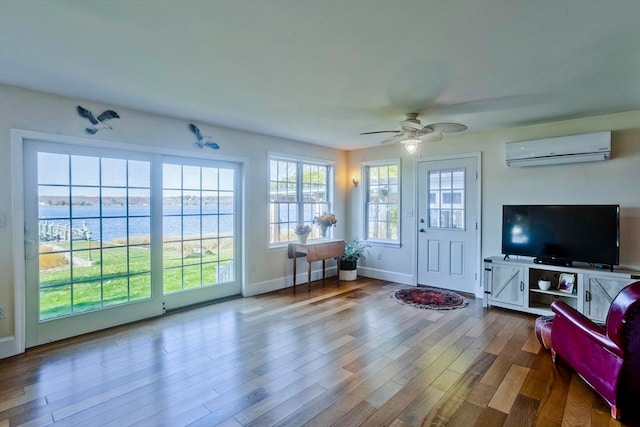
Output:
[{"xmin": 39, "ymin": 240, "xmax": 233, "ymax": 320}]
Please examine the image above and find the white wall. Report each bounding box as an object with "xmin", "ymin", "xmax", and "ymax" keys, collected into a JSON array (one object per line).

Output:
[
  {"xmin": 0, "ymin": 84, "xmax": 348, "ymax": 347},
  {"xmin": 348, "ymin": 111, "xmax": 640, "ymax": 288}
]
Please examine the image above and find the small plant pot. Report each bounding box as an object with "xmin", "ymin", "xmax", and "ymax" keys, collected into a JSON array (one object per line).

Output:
[
  {"xmin": 339, "ymin": 259, "xmax": 358, "ymax": 281},
  {"xmin": 339, "ymin": 269, "xmax": 357, "ymax": 281}
]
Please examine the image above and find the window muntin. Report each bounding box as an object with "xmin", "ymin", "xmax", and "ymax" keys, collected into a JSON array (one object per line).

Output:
[
  {"xmin": 162, "ymin": 163, "xmax": 235, "ymax": 293},
  {"xmin": 366, "ymin": 163, "xmax": 399, "ymax": 242},
  {"xmin": 269, "ymin": 157, "xmax": 332, "ymax": 244},
  {"xmin": 428, "ymin": 168, "xmax": 465, "ymax": 229},
  {"xmin": 37, "ymin": 153, "xmax": 152, "ymax": 320}
]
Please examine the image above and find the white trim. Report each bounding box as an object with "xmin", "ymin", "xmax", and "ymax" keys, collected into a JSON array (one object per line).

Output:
[
  {"xmin": 415, "ymin": 152, "xmax": 483, "ymax": 298},
  {"xmin": 0, "ymin": 336, "xmax": 16, "ymax": 359},
  {"xmin": 244, "ymin": 266, "xmax": 338, "ymax": 297},
  {"xmin": 10, "ymin": 130, "xmax": 26, "ymax": 357},
  {"xmin": 357, "ymin": 267, "xmax": 414, "ymax": 285}
]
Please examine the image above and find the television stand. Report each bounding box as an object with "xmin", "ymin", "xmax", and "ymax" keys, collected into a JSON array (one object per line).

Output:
[
  {"xmin": 483, "ymin": 256, "xmax": 639, "ymax": 322},
  {"xmin": 533, "ymin": 257, "xmax": 572, "ymax": 267}
]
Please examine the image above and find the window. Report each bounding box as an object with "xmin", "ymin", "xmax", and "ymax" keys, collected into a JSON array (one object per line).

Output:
[
  {"xmin": 428, "ymin": 168, "xmax": 465, "ymax": 229},
  {"xmin": 269, "ymin": 156, "xmax": 332, "ymax": 244},
  {"xmin": 365, "ymin": 162, "xmax": 399, "ymax": 242}
]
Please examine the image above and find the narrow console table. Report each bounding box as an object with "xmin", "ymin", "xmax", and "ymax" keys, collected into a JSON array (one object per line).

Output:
[{"xmin": 288, "ymin": 240, "xmax": 345, "ymax": 291}]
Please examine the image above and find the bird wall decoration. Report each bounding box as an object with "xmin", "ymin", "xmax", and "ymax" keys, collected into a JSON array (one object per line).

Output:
[
  {"xmin": 77, "ymin": 105, "xmax": 120, "ymax": 134},
  {"xmin": 189, "ymin": 123, "xmax": 220, "ymax": 150}
]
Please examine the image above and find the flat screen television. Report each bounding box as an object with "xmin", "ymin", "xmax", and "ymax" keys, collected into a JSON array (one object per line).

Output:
[{"xmin": 501, "ymin": 204, "xmax": 620, "ymax": 269}]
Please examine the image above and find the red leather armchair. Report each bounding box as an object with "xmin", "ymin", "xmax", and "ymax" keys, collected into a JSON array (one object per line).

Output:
[{"xmin": 549, "ymin": 281, "xmax": 640, "ymax": 420}]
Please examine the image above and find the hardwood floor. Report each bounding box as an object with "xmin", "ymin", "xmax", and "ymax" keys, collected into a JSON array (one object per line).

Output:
[{"xmin": 0, "ymin": 278, "xmax": 631, "ymax": 426}]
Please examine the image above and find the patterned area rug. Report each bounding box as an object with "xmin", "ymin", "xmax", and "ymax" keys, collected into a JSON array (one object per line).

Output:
[{"xmin": 392, "ymin": 286, "xmax": 468, "ymax": 310}]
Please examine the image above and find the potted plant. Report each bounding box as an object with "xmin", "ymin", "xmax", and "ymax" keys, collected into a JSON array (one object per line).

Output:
[
  {"xmin": 294, "ymin": 224, "xmax": 312, "ymax": 243},
  {"xmin": 339, "ymin": 238, "xmax": 370, "ymax": 281}
]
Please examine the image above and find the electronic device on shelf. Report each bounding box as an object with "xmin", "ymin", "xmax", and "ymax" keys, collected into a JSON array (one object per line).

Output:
[{"xmin": 501, "ymin": 204, "xmax": 620, "ymax": 271}]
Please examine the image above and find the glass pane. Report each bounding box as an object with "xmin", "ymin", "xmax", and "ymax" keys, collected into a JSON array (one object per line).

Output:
[
  {"xmin": 183, "ymin": 265, "xmax": 201, "ymax": 289},
  {"xmin": 104, "ymin": 276, "xmax": 129, "ymax": 307},
  {"xmin": 73, "ymin": 281, "xmax": 103, "ymax": 313},
  {"xmin": 38, "ymin": 153, "xmax": 69, "ymax": 185},
  {"xmin": 429, "ymin": 209, "xmax": 439, "ymax": 227},
  {"xmin": 183, "ymin": 166, "xmax": 200, "ymax": 190},
  {"xmin": 102, "ymin": 187, "xmax": 127, "ymax": 217},
  {"xmin": 40, "ymin": 285, "xmax": 71, "ymax": 320},
  {"xmin": 163, "ymin": 216, "xmax": 182, "ymax": 241},
  {"xmin": 202, "ymin": 263, "xmax": 217, "ymax": 285},
  {"xmin": 429, "ymin": 172, "xmax": 440, "ymax": 191},
  {"xmin": 129, "ymin": 244, "xmax": 151, "ymax": 274},
  {"xmin": 129, "ymin": 189, "xmax": 150, "ymax": 216},
  {"xmin": 202, "ymin": 217, "xmax": 219, "ymax": 236},
  {"xmin": 128, "ymin": 160, "xmax": 150, "ymax": 188},
  {"xmin": 164, "ymin": 267, "xmax": 182, "ymax": 293},
  {"xmin": 130, "ymin": 272, "xmax": 151, "ymax": 300},
  {"xmin": 71, "ymin": 155, "xmax": 99, "ymax": 186},
  {"xmin": 163, "ymin": 164, "xmax": 182, "ymax": 189},
  {"xmin": 163, "ymin": 190, "xmax": 181, "ymax": 215},
  {"xmin": 202, "ymin": 167, "xmax": 219, "ymax": 191},
  {"xmin": 102, "ymin": 248, "xmax": 128, "ymax": 276},
  {"xmin": 202, "ymin": 191, "xmax": 218, "ymax": 214},
  {"xmin": 102, "ymin": 158, "xmax": 127, "ymax": 187},
  {"xmin": 101, "ymin": 217, "xmax": 128, "ymax": 246},
  {"xmin": 183, "ymin": 215, "xmax": 201, "ymax": 239},
  {"xmin": 128, "ymin": 217, "xmax": 149, "ymax": 242},
  {"xmin": 452, "ymin": 169, "xmax": 464, "ymax": 189},
  {"xmin": 441, "ymin": 171, "xmax": 452, "ymax": 189},
  {"xmin": 219, "ymin": 169, "xmax": 234, "ymax": 191},
  {"xmin": 39, "ymin": 186, "xmax": 69, "ymax": 218}
]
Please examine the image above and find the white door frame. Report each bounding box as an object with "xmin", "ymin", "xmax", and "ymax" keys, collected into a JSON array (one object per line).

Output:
[
  {"xmin": 7, "ymin": 129, "xmax": 246, "ymax": 358},
  {"xmin": 414, "ymin": 152, "xmax": 482, "ymax": 297}
]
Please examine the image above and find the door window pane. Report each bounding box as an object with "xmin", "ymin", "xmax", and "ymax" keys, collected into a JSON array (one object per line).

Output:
[{"xmin": 427, "ymin": 168, "xmax": 465, "ymax": 230}]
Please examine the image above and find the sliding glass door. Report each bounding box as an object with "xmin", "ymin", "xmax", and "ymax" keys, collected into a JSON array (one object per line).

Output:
[{"xmin": 24, "ymin": 141, "xmax": 242, "ymax": 347}]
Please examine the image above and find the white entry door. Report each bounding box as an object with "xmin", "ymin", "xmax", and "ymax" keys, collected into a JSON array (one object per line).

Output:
[{"xmin": 417, "ymin": 156, "xmax": 479, "ymax": 294}]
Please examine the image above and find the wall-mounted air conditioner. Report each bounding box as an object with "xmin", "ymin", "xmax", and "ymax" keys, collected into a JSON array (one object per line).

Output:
[{"xmin": 505, "ymin": 131, "xmax": 611, "ymax": 167}]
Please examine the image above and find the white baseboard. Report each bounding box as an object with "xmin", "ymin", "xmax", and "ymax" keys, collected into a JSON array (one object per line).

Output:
[
  {"xmin": 0, "ymin": 336, "xmax": 17, "ymax": 360},
  {"xmin": 357, "ymin": 266, "xmax": 414, "ymax": 285},
  {"xmin": 244, "ymin": 267, "xmax": 338, "ymax": 297}
]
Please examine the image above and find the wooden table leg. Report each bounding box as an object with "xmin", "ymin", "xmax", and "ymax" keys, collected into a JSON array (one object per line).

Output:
[
  {"xmin": 336, "ymin": 257, "xmax": 340, "ymax": 286},
  {"xmin": 308, "ymin": 260, "xmax": 312, "ymax": 291},
  {"xmin": 293, "ymin": 254, "xmax": 297, "ymax": 293}
]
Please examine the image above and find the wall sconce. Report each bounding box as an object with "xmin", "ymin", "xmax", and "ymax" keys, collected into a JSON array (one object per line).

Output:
[{"xmin": 352, "ymin": 176, "xmax": 359, "ymax": 187}]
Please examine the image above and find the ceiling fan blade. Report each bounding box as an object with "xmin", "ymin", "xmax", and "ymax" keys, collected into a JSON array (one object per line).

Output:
[
  {"xmin": 360, "ymin": 130, "xmax": 402, "ymax": 135},
  {"xmin": 380, "ymin": 134, "xmax": 407, "ymax": 144},
  {"xmin": 428, "ymin": 122, "xmax": 467, "ymax": 133},
  {"xmin": 419, "ymin": 132, "xmax": 443, "ymax": 142}
]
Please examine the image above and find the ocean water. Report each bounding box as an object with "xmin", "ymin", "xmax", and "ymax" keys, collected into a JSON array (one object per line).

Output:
[{"xmin": 39, "ymin": 205, "xmax": 234, "ymax": 242}]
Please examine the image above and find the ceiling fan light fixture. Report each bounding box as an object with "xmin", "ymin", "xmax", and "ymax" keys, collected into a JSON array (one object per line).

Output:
[{"xmin": 401, "ymin": 137, "xmax": 421, "ymax": 154}]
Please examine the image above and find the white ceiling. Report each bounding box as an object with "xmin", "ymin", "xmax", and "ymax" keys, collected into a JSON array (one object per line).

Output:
[{"xmin": 1, "ymin": 0, "xmax": 639, "ymax": 150}]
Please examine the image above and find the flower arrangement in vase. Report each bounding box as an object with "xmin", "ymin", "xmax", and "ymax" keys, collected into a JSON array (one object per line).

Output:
[
  {"xmin": 313, "ymin": 212, "xmax": 337, "ymax": 238},
  {"xmin": 294, "ymin": 224, "xmax": 312, "ymax": 243}
]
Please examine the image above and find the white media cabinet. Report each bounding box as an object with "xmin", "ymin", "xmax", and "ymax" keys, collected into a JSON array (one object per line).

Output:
[{"xmin": 483, "ymin": 256, "xmax": 640, "ymax": 322}]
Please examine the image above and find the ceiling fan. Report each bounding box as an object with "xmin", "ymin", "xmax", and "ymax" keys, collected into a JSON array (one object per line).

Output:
[{"xmin": 360, "ymin": 113, "xmax": 467, "ymax": 153}]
